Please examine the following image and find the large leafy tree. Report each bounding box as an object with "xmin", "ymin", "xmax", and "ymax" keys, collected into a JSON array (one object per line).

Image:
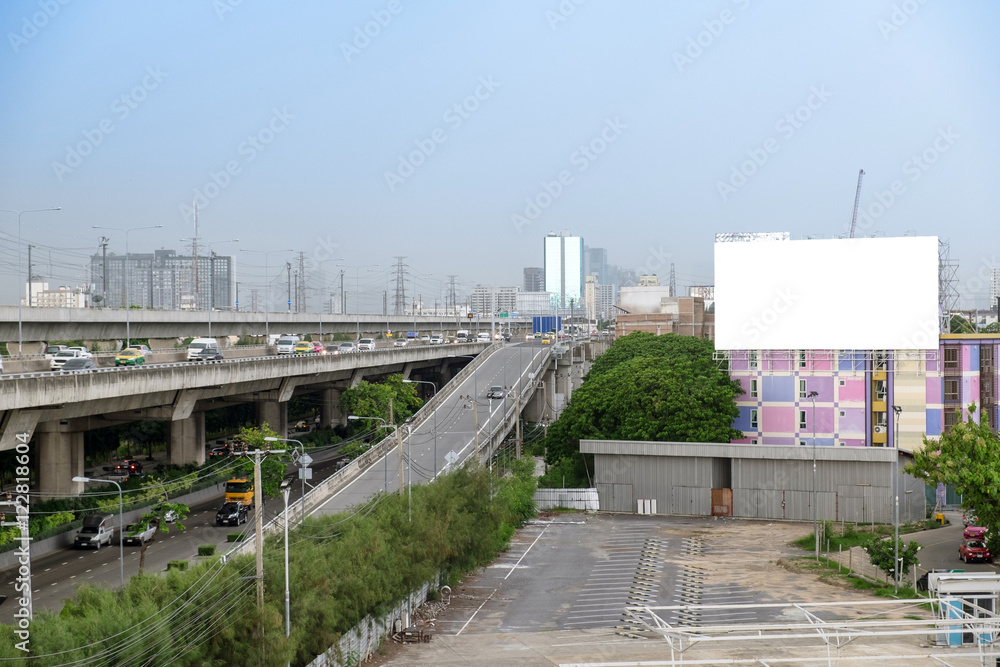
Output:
[
  {"xmin": 126, "ymin": 501, "xmax": 189, "ymax": 574},
  {"xmin": 904, "ymin": 403, "xmax": 1000, "ymax": 550},
  {"xmin": 235, "ymin": 423, "xmax": 291, "ymax": 499},
  {"xmin": 339, "ymin": 374, "xmax": 422, "ymax": 435},
  {"xmin": 541, "ymin": 332, "xmax": 743, "ymax": 486}
]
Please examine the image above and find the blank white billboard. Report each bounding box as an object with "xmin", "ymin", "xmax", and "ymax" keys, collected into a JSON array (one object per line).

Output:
[{"xmin": 715, "ymin": 236, "xmax": 939, "ymax": 350}]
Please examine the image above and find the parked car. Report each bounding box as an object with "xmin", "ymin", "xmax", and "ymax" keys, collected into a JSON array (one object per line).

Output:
[
  {"xmin": 336, "ymin": 342, "xmax": 356, "ymax": 354},
  {"xmin": 123, "ymin": 522, "xmax": 157, "ymax": 546},
  {"xmin": 487, "ymin": 386, "xmax": 504, "ymax": 399},
  {"xmin": 192, "ymin": 347, "xmax": 224, "ymax": 361},
  {"xmin": 964, "ymin": 526, "xmax": 987, "ymax": 541},
  {"xmin": 74, "ymin": 513, "xmax": 115, "ymax": 549},
  {"xmin": 61, "ymin": 357, "xmax": 98, "ymax": 372},
  {"xmin": 293, "ymin": 341, "xmax": 314, "ymax": 354},
  {"xmin": 357, "ymin": 338, "xmax": 376, "ymax": 351},
  {"xmin": 960, "ymin": 539, "xmax": 992, "ymax": 563},
  {"xmin": 115, "ymin": 348, "xmax": 146, "ymax": 366},
  {"xmin": 215, "ymin": 501, "xmax": 249, "ymax": 526}
]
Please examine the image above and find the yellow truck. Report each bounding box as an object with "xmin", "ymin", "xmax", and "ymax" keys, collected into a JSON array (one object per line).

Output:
[{"xmin": 224, "ymin": 478, "xmax": 254, "ymax": 506}]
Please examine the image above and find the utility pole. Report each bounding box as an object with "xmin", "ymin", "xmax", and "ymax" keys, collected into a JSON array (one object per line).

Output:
[
  {"xmin": 473, "ymin": 399, "xmax": 480, "ymax": 459},
  {"xmin": 515, "ymin": 390, "xmax": 522, "ymax": 458},
  {"xmin": 99, "ymin": 236, "xmax": 109, "ymax": 307},
  {"xmin": 340, "ymin": 270, "xmax": 346, "ymax": 314},
  {"xmin": 286, "ymin": 262, "xmax": 292, "ymax": 312},
  {"xmin": 391, "ymin": 400, "xmax": 404, "ymax": 497},
  {"xmin": 26, "ymin": 245, "xmax": 33, "ymax": 307},
  {"xmin": 297, "ymin": 251, "xmax": 306, "ymax": 313},
  {"xmin": 192, "ymin": 203, "xmax": 200, "ymax": 309},
  {"xmin": 231, "ymin": 447, "xmax": 285, "ymax": 610}
]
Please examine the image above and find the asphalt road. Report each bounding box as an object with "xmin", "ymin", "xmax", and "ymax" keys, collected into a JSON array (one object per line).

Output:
[
  {"xmin": 0, "ymin": 341, "xmax": 548, "ymax": 621},
  {"xmin": 908, "ymin": 510, "xmax": 996, "ymax": 575},
  {"xmin": 312, "ymin": 341, "xmax": 549, "ymax": 516}
]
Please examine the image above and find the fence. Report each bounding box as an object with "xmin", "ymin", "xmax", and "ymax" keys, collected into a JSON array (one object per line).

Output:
[{"xmin": 534, "ymin": 488, "xmax": 598, "ymax": 511}]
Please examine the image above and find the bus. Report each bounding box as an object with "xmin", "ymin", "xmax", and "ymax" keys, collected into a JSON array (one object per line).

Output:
[{"xmin": 224, "ymin": 478, "xmax": 254, "ymax": 506}]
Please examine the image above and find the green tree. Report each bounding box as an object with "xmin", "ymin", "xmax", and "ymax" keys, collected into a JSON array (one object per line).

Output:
[
  {"xmin": 339, "ymin": 373, "xmax": 422, "ymax": 434},
  {"xmin": 862, "ymin": 534, "xmax": 921, "ymax": 582},
  {"xmin": 126, "ymin": 502, "xmax": 189, "ymax": 574},
  {"xmin": 541, "ymin": 333, "xmax": 743, "ymax": 487},
  {"xmin": 235, "ymin": 423, "xmax": 290, "ymax": 499},
  {"xmin": 904, "ymin": 403, "xmax": 1000, "ymax": 552}
]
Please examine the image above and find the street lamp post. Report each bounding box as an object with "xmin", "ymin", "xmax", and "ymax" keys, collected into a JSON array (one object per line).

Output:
[
  {"xmin": 93, "ymin": 225, "xmax": 163, "ymax": 348},
  {"xmin": 265, "ymin": 436, "xmax": 307, "ymax": 523},
  {"xmin": 807, "ymin": 390, "xmax": 819, "ymax": 560},
  {"xmin": 240, "ymin": 249, "xmax": 293, "ymax": 342},
  {"xmin": 279, "ymin": 478, "xmax": 292, "ymax": 641},
  {"xmin": 892, "ymin": 404, "xmax": 902, "ymax": 593},
  {"xmin": 1, "ymin": 207, "xmax": 61, "ymax": 355},
  {"xmin": 72, "ymin": 476, "xmax": 124, "ymax": 589},
  {"xmin": 403, "ymin": 379, "xmax": 438, "ymax": 479},
  {"xmin": 348, "ymin": 415, "xmax": 393, "ymax": 491}
]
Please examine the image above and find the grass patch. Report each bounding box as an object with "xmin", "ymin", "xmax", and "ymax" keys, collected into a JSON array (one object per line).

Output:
[
  {"xmin": 790, "ymin": 555, "xmax": 927, "ymax": 602},
  {"xmin": 791, "ymin": 518, "xmax": 947, "ymax": 553}
]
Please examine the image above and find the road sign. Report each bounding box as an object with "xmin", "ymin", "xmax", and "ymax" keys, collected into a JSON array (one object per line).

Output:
[
  {"xmin": 297, "ymin": 453, "xmax": 313, "ymax": 467},
  {"xmin": 445, "ymin": 451, "xmax": 458, "ymax": 466},
  {"xmin": 298, "ymin": 467, "xmax": 313, "ymax": 480}
]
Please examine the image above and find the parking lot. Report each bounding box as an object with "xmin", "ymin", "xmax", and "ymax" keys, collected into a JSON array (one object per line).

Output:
[{"xmin": 375, "ymin": 513, "xmax": 948, "ymax": 666}]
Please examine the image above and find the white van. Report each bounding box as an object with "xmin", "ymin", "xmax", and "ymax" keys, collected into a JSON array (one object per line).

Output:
[
  {"xmin": 275, "ymin": 335, "xmax": 300, "ymax": 354},
  {"xmin": 187, "ymin": 338, "xmax": 220, "ymax": 361}
]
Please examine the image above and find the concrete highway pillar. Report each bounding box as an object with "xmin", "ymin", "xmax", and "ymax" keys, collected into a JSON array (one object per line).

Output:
[
  {"xmin": 256, "ymin": 401, "xmax": 288, "ymax": 439},
  {"xmin": 168, "ymin": 412, "xmax": 206, "ymax": 466},
  {"xmin": 319, "ymin": 388, "xmax": 344, "ymax": 429},
  {"xmin": 524, "ymin": 386, "xmax": 546, "ymax": 423},
  {"xmin": 35, "ymin": 421, "xmax": 85, "ymax": 498},
  {"xmin": 543, "ymin": 368, "xmax": 556, "ymax": 421}
]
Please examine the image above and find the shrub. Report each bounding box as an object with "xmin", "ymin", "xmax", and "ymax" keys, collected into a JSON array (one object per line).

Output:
[
  {"xmin": 167, "ymin": 560, "xmax": 188, "ymax": 571},
  {"xmin": 197, "ymin": 545, "xmax": 216, "ymax": 556},
  {"xmin": 227, "ymin": 533, "xmax": 245, "ymax": 542}
]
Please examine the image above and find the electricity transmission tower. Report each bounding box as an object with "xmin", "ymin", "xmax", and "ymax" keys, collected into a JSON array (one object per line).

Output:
[{"xmin": 392, "ymin": 257, "xmax": 408, "ymax": 315}]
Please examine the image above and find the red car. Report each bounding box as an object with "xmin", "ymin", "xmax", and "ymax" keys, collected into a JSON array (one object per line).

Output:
[
  {"xmin": 959, "ymin": 539, "xmax": 992, "ymax": 563},
  {"xmin": 312, "ymin": 342, "xmax": 326, "ymax": 354}
]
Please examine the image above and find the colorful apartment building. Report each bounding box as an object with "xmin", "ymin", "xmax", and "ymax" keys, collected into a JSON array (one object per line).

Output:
[{"xmin": 727, "ymin": 334, "xmax": 1000, "ymax": 451}]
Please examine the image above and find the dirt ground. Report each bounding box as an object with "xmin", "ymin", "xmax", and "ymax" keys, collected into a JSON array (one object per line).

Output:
[{"xmin": 361, "ymin": 514, "xmax": 938, "ymax": 666}]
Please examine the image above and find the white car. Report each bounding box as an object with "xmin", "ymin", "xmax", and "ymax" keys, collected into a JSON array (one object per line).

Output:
[
  {"xmin": 477, "ymin": 332, "xmax": 490, "ymax": 342},
  {"xmin": 275, "ymin": 336, "xmax": 299, "ymax": 354},
  {"xmin": 51, "ymin": 349, "xmax": 85, "ymax": 370},
  {"xmin": 420, "ymin": 335, "xmax": 430, "ymax": 342},
  {"xmin": 393, "ymin": 339, "xmax": 408, "ymax": 347},
  {"xmin": 429, "ymin": 334, "xmax": 443, "ymax": 345},
  {"xmin": 357, "ymin": 338, "xmax": 376, "ymax": 351},
  {"xmin": 335, "ymin": 342, "xmax": 357, "ymax": 354},
  {"xmin": 67, "ymin": 346, "xmax": 92, "ymax": 358}
]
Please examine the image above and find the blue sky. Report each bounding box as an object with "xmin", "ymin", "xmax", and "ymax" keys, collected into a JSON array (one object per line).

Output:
[{"xmin": 1, "ymin": 0, "xmax": 998, "ymax": 312}]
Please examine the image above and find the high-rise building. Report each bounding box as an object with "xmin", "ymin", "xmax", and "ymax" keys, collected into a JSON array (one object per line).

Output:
[
  {"xmin": 523, "ymin": 267, "xmax": 544, "ymax": 293},
  {"xmin": 544, "ymin": 232, "xmax": 584, "ymax": 309},
  {"xmin": 89, "ymin": 249, "xmax": 234, "ymax": 310},
  {"xmin": 586, "ymin": 247, "xmax": 609, "ymax": 285},
  {"xmin": 516, "ymin": 291, "xmax": 553, "ymax": 315},
  {"xmin": 471, "ymin": 286, "xmax": 519, "ymax": 315},
  {"xmin": 991, "ymin": 267, "xmax": 1000, "ymax": 307}
]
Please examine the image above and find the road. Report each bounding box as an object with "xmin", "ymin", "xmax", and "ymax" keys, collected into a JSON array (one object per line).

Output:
[
  {"xmin": 313, "ymin": 341, "xmax": 549, "ymax": 515},
  {"xmin": 0, "ymin": 341, "xmax": 550, "ymax": 621},
  {"xmin": 909, "ymin": 510, "xmax": 996, "ymax": 575}
]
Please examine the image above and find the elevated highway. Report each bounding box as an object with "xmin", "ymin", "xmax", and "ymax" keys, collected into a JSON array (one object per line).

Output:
[
  {"xmin": 0, "ymin": 305, "xmax": 538, "ymax": 346},
  {"xmin": 0, "ymin": 342, "xmax": 493, "ymax": 496}
]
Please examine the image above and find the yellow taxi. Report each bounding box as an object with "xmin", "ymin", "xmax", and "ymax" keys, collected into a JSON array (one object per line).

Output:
[
  {"xmin": 541, "ymin": 336, "xmax": 551, "ymax": 345},
  {"xmin": 293, "ymin": 341, "xmax": 314, "ymax": 354},
  {"xmin": 115, "ymin": 348, "xmax": 146, "ymax": 366}
]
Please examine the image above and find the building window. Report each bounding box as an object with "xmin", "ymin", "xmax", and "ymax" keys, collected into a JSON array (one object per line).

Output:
[
  {"xmin": 874, "ymin": 351, "xmax": 888, "ymax": 371},
  {"xmin": 944, "ymin": 347, "xmax": 959, "ymax": 370},
  {"xmin": 944, "ymin": 379, "xmax": 959, "ymax": 401},
  {"xmin": 944, "ymin": 409, "xmax": 958, "ymax": 431},
  {"xmin": 800, "ymin": 440, "xmax": 807, "ymax": 446},
  {"xmin": 799, "ymin": 350, "xmax": 807, "ymax": 368},
  {"xmin": 750, "ymin": 379, "xmax": 758, "ymax": 398},
  {"xmin": 982, "ymin": 346, "xmax": 994, "ymax": 363},
  {"xmin": 875, "ymin": 380, "xmax": 887, "ymax": 401},
  {"xmin": 839, "ymin": 380, "xmax": 845, "ymax": 386},
  {"xmin": 839, "ymin": 410, "xmax": 846, "ymax": 417},
  {"xmin": 750, "ymin": 409, "xmax": 758, "ymax": 429},
  {"xmin": 749, "ymin": 350, "xmax": 758, "ymax": 370},
  {"xmin": 799, "ymin": 380, "xmax": 807, "ymax": 399},
  {"xmin": 799, "ymin": 410, "xmax": 807, "ymax": 429},
  {"xmin": 750, "ymin": 439, "xmax": 758, "ymax": 445}
]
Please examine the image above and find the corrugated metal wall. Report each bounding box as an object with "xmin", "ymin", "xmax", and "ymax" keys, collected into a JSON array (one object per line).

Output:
[{"xmin": 594, "ymin": 450, "xmax": 925, "ymax": 522}]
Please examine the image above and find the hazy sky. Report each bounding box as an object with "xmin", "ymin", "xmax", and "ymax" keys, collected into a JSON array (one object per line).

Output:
[{"xmin": 2, "ymin": 1, "xmax": 998, "ymax": 312}]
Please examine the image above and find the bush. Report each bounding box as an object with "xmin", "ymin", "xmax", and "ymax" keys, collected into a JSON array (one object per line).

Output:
[
  {"xmin": 197, "ymin": 545, "xmax": 216, "ymax": 556},
  {"xmin": 227, "ymin": 533, "xmax": 245, "ymax": 542},
  {"xmin": 167, "ymin": 560, "xmax": 188, "ymax": 571}
]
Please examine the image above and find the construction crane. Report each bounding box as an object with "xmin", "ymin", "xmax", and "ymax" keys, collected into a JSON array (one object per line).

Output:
[{"xmin": 848, "ymin": 169, "xmax": 865, "ymax": 238}]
